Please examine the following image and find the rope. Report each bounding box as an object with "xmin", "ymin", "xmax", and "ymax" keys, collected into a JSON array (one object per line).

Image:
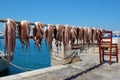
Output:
[{"xmin": 1, "ymin": 56, "xmax": 34, "ymax": 71}]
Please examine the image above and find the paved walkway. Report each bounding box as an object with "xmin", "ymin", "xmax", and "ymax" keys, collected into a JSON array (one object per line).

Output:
[{"xmin": 1, "ymin": 52, "xmax": 120, "ymax": 80}]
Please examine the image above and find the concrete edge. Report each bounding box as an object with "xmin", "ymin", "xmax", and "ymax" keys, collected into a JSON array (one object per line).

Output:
[{"xmin": 0, "ymin": 65, "xmax": 68, "ymax": 80}]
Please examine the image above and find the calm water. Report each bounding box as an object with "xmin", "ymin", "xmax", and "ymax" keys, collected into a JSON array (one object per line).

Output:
[{"xmin": 0, "ymin": 39, "xmax": 51, "ymax": 77}]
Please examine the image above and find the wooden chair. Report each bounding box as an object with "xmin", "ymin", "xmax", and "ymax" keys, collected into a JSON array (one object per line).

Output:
[{"xmin": 98, "ymin": 31, "xmax": 118, "ymax": 65}]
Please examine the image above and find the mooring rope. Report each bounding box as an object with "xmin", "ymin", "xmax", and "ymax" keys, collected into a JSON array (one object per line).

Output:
[{"xmin": 1, "ymin": 56, "xmax": 34, "ymax": 71}]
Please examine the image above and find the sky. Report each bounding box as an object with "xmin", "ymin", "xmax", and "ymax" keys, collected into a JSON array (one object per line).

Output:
[{"xmin": 0, "ymin": 0, "xmax": 120, "ymax": 31}]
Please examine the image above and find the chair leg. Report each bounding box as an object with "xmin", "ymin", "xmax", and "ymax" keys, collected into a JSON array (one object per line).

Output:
[
  {"xmin": 102, "ymin": 48, "xmax": 104, "ymax": 61},
  {"xmin": 99, "ymin": 47, "xmax": 102, "ymax": 64},
  {"xmin": 109, "ymin": 48, "xmax": 112, "ymax": 65},
  {"xmin": 116, "ymin": 46, "xmax": 118, "ymax": 63}
]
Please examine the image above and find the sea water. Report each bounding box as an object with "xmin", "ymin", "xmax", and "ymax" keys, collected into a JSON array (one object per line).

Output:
[{"xmin": 0, "ymin": 39, "xmax": 51, "ymax": 76}]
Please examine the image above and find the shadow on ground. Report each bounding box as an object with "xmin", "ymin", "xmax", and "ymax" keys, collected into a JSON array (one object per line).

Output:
[
  {"xmin": 65, "ymin": 60, "xmax": 117, "ymax": 80},
  {"xmin": 65, "ymin": 63, "xmax": 103, "ymax": 80}
]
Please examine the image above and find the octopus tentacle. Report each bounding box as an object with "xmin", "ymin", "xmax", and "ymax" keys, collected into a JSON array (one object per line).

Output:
[
  {"xmin": 32, "ymin": 22, "xmax": 44, "ymax": 48},
  {"xmin": 4, "ymin": 19, "xmax": 16, "ymax": 60},
  {"xmin": 55, "ymin": 24, "xmax": 63, "ymax": 48},
  {"xmin": 63, "ymin": 25, "xmax": 71, "ymax": 50},
  {"xmin": 70, "ymin": 27, "xmax": 77, "ymax": 46},
  {"xmin": 17, "ymin": 21, "xmax": 30, "ymax": 49},
  {"xmin": 4, "ymin": 23, "xmax": 8, "ymax": 53}
]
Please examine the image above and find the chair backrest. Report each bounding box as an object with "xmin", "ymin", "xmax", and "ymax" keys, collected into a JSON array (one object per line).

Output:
[
  {"xmin": 101, "ymin": 31, "xmax": 112, "ymax": 44},
  {"xmin": 98, "ymin": 30, "xmax": 113, "ymax": 49}
]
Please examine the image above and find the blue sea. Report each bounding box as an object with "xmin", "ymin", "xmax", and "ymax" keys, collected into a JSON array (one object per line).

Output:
[{"xmin": 0, "ymin": 39, "xmax": 51, "ymax": 77}]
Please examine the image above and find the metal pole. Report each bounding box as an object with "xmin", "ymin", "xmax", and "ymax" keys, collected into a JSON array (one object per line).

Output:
[
  {"xmin": 0, "ymin": 19, "xmax": 76, "ymax": 28},
  {"xmin": 0, "ymin": 18, "xmax": 48, "ymax": 26}
]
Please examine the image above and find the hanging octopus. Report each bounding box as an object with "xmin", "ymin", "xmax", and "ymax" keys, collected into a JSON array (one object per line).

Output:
[
  {"xmin": 54, "ymin": 24, "xmax": 63, "ymax": 48},
  {"xmin": 92, "ymin": 28, "xmax": 99, "ymax": 46},
  {"xmin": 4, "ymin": 19, "xmax": 16, "ymax": 59},
  {"xmin": 63, "ymin": 25, "xmax": 71, "ymax": 50},
  {"xmin": 83, "ymin": 27, "xmax": 89, "ymax": 47},
  {"xmin": 93, "ymin": 28, "xmax": 97, "ymax": 41},
  {"xmin": 96, "ymin": 29, "xmax": 104, "ymax": 41},
  {"xmin": 44, "ymin": 24, "xmax": 54, "ymax": 49},
  {"xmin": 87, "ymin": 28, "xmax": 94, "ymax": 47},
  {"xmin": 70, "ymin": 26, "xmax": 77, "ymax": 46},
  {"xmin": 76, "ymin": 27, "xmax": 80, "ymax": 44},
  {"xmin": 78, "ymin": 27, "xmax": 84, "ymax": 45},
  {"xmin": 43, "ymin": 26, "xmax": 48, "ymax": 42},
  {"xmin": 32, "ymin": 22, "xmax": 44, "ymax": 48},
  {"xmin": 17, "ymin": 20, "xmax": 30, "ymax": 49}
]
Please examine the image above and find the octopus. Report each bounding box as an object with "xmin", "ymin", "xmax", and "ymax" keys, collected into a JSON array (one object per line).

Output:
[
  {"xmin": 4, "ymin": 19, "xmax": 16, "ymax": 59},
  {"xmin": 76, "ymin": 27, "xmax": 80, "ymax": 44},
  {"xmin": 54, "ymin": 24, "xmax": 63, "ymax": 48},
  {"xmin": 87, "ymin": 28, "xmax": 94, "ymax": 46},
  {"xmin": 77, "ymin": 27, "xmax": 84, "ymax": 47},
  {"xmin": 93, "ymin": 28, "xmax": 97, "ymax": 41},
  {"xmin": 63, "ymin": 25, "xmax": 71, "ymax": 50},
  {"xmin": 70, "ymin": 26, "xmax": 77, "ymax": 46},
  {"xmin": 96, "ymin": 29, "xmax": 104, "ymax": 41},
  {"xmin": 44, "ymin": 24, "xmax": 54, "ymax": 49},
  {"xmin": 83, "ymin": 27, "xmax": 89, "ymax": 47},
  {"xmin": 17, "ymin": 20, "xmax": 30, "ymax": 49},
  {"xmin": 32, "ymin": 22, "xmax": 44, "ymax": 48},
  {"xmin": 43, "ymin": 26, "xmax": 48, "ymax": 42},
  {"xmin": 92, "ymin": 28, "xmax": 100, "ymax": 46}
]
